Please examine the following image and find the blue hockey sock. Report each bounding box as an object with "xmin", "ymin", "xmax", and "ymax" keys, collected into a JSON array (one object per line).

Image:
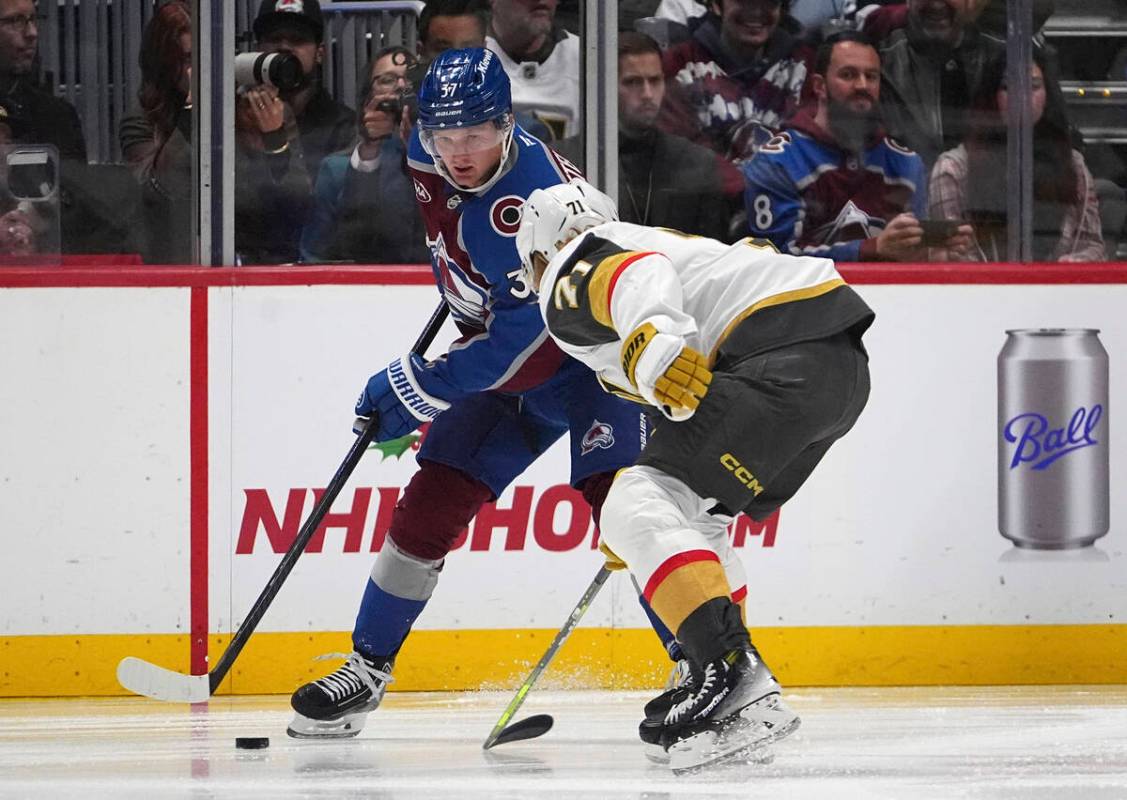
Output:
[
  {"xmin": 352, "ymin": 538, "xmax": 443, "ymax": 659},
  {"xmin": 638, "ymin": 591, "xmax": 683, "ymax": 662}
]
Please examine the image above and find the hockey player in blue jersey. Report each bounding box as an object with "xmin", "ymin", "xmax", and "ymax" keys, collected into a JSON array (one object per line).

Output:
[{"xmin": 287, "ymin": 48, "xmax": 685, "ymax": 742}]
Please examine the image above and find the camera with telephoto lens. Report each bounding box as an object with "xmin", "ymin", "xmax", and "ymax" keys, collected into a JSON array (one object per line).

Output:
[{"xmin": 235, "ymin": 51, "xmax": 303, "ymax": 91}]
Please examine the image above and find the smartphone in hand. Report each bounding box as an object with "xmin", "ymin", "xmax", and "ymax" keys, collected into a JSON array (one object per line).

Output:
[{"xmin": 919, "ymin": 219, "xmax": 966, "ymax": 247}]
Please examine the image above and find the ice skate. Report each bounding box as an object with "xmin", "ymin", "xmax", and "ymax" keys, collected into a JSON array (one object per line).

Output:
[
  {"xmin": 287, "ymin": 652, "xmax": 394, "ymax": 739},
  {"xmin": 660, "ymin": 647, "xmax": 801, "ymax": 773},
  {"xmin": 639, "ymin": 657, "xmax": 697, "ymax": 764}
]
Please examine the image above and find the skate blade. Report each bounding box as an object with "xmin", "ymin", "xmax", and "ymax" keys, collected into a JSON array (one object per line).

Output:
[
  {"xmin": 667, "ymin": 695, "xmax": 801, "ymax": 774},
  {"xmin": 286, "ymin": 711, "xmax": 368, "ymax": 740},
  {"xmin": 740, "ymin": 693, "xmax": 802, "ymax": 747},
  {"xmin": 668, "ymin": 716, "xmax": 765, "ymax": 773},
  {"xmin": 647, "ymin": 737, "xmax": 775, "ymax": 768}
]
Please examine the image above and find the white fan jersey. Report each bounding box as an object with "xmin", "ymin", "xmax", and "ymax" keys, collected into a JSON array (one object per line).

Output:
[{"xmin": 486, "ymin": 34, "xmax": 581, "ymax": 140}]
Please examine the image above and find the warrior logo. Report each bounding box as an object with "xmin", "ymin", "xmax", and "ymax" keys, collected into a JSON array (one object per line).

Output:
[
  {"xmin": 413, "ymin": 178, "xmax": 432, "ymax": 204},
  {"xmin": 580, "ymin": 420, "xmax": 615, "ymax": 455},
  {"xmin": 490, "ymin": 195, "xmax": 524, "ymax": 237},
  {"xmin": 275, "ymin": 0, "xmax": 305, "ymax": 12}
]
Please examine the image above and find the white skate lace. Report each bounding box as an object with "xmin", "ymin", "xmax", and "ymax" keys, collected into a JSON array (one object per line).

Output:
[
  {"xmin": 665, "ymin": 658, "xmax": 694, "ymax": 691},
  {"xmin": 666, "ymin": 661, "xmax": 725, "ymax": 725},
  {"xmin": 311, "ymin": 652, "xmax": 394, "ymax": 703}
]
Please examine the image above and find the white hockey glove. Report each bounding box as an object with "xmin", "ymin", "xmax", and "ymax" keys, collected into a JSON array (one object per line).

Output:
[{"xmin": 620, "ymin": 322, "xmax": 712, "ymax": 421}]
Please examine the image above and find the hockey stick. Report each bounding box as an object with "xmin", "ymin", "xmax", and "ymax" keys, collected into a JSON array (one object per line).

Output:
[
  {"xmin": 118, "ymin": 301, "xmax": 450, "ymax": 703},
  {"xmin": 482, "ymin": 565, "xmax": 613, "ymax": 748}
]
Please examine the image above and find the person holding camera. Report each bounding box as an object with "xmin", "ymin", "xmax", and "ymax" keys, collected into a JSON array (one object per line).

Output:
[
  {"xmin": 235, "ymin": 0, "xmax": 353, "ymax": 264},
  {"xmin": 741, "ymin": 31, "xmax": 971, "ymax": 261},
  {"xmin": 299, "ymin": 46, "xmax": 429, "ymax": 263}
]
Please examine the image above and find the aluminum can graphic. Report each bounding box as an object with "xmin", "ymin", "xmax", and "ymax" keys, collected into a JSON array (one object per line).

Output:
[{"xmin": 998, "ymin": 329, "xmax": 1109, "ymax": 549}]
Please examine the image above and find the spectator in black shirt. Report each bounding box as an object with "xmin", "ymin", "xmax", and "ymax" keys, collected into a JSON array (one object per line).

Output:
[
  {"xmin": 555, "ymin": 32, "xmax": 742, "ymax": 241},
  {"xmin": 236, "ymin": 0, "xmax": 353, "ymax": 263},
  {"xmin": 0, "ymin": 0, "xmax": 86, "ymax": 161}
]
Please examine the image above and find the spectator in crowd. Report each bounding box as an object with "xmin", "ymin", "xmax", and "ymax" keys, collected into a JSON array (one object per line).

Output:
[
  {"xmin": 655, "ymin": 0, "xmax": 708, "ymax": 26},
  {"xmin": 929, "ymin": 51, "xmax": 1105, "ymax": 262},
  {"xmin": 300, "ymin": 46, "xmax": 429, "ymax": 264},
  {"xmin": 120, "ymin": 0, "xmax": 193, "ymax": 264},
  {"xmin": 0, "ymin": 0, "xmax": 87, "ymax": 161},
  {"xmin": 658, "ymin": 0, "xmax": 814, "ymax": 163},
  {"xmin": 0, "ymin": 0, "xmax": 88, "ymax": 258},
  {"xmin": 875, "ymin": 0, "xmax": 1004, "ymax": 168},
  {"xmin": 235, "ymin": 0, "xmax": 354, "ymax": 264},
  {"xmin": 486, "ymin": 0, "xmax": 580, "ymax": 140},
  {"xmin": 742, "ymin": 30, "xmax": 970, "ymax": 259},
  {"xmin": 419, "ymin": 0, "xmax": 552, "ymax": 141},
  {"xmin": 557, "ymin": 31, "xmax": 743, "ymax": 241},
  {"xmin": 419, "ymin": 0, "xmax": 490, "ymax": 61}
]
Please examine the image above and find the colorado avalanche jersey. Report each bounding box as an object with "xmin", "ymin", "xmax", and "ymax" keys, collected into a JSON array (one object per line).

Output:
[
  {"xmin": 741, "ymin": 111, "xmax": 927, "ymax": 261},
  {"xmin": 405, "ymin": 124, "xmax": 585, "ymax": 408}
]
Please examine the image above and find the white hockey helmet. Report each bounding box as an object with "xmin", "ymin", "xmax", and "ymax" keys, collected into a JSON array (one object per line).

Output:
[{"xmin": 516, "ymin": 178, "xmax": 618, "ymax": 293}]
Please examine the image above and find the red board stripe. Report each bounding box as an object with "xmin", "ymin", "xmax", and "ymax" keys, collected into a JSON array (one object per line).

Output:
[
  {"xmin": 190, "ymin": 287, "xmax": 209, "ymax": 677},
  {"xmin": 0, "ymin": 264, "xmax": 436, "ymax": 288},
  {"xmin": 2, "ymin": 261, "xmax": 1126, "ymax": 288}
]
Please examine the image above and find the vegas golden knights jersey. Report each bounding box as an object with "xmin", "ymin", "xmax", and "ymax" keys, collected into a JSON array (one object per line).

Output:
[{"xmin": 538, "ymin": 221, "xmax": 874, "ymax": 402}]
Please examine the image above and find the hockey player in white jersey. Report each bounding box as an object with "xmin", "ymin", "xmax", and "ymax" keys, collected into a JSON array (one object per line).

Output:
[{"xmin": 515, "ymin": 179, "xmax": 875, "ymax": 771}]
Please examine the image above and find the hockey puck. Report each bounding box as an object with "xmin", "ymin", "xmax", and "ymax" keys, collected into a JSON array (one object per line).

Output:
[{"xmin": 235, "ymin": 737, "xmax": 270, "ymax": 750}]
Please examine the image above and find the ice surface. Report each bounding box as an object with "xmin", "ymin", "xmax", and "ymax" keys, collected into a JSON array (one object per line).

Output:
[{"xmin": 1, "ymin": 686, "xmax": 1126, "ymax": 799}]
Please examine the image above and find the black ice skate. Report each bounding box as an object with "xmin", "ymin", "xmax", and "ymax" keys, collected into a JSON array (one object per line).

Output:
[
  {"xmin": 660, "ymin": 647, "xmax": 800, "ymax": 773},
  {"xmin": 639, "ymin": 657, "xmax": 698, "ymax": 764},
  {"xmin": 287, "ymin": 651, "xmax": 394, "ymax": 739}
]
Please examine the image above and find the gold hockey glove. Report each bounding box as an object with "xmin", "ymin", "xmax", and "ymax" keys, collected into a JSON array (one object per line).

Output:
[{"xmin": 653, "ymin": 346, "xmax": 712, "ymax": 413}]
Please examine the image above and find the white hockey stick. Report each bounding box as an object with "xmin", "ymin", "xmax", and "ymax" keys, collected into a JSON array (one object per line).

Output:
[{"xmin": 117, "ymin": 302, "xmax": 450, "ymax": 703}]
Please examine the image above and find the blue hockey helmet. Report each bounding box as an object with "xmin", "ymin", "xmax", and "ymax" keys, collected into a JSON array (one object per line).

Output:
[
  {"xmin": 416, "ymin": 47, "xmax": 512, "ymax": 130},
  {"xmin": 416, "ymin": 48, "xmax": 516, "ymax": 193}
]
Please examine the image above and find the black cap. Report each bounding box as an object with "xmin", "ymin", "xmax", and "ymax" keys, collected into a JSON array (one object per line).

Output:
[{"xmin": 253, "ymin": 0, "xmax": 324, "ymax": 42}]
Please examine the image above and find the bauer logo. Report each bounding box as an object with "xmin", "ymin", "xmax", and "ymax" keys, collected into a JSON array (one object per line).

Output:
[{"xmin": 1003, "ymin": 405, "xmax": 1103, "ymax": 471}]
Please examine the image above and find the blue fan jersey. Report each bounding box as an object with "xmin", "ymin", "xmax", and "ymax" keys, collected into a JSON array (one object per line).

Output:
[{"xmin": 741, "ymin": 111, "xmax": 927, "ymax": 262}]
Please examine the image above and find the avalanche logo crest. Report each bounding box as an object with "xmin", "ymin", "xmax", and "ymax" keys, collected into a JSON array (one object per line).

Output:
[{"xmin": 580, "ymin": 420, "xmax": 615, "ymax": 455}]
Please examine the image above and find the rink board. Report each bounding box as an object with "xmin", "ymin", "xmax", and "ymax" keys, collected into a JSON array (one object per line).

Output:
[{"xmin": 2, "ymin": 265, "xmax": 1126, "ymax": 696}]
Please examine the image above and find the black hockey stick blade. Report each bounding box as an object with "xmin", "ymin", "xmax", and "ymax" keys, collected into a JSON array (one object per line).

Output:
[
  {"xmin": 482, "ymin": 567, "xmax": 613, "ymax": 748},
  {"xmin": 485, "ymin": 714, "xmax": 554, "ymax": 748}
]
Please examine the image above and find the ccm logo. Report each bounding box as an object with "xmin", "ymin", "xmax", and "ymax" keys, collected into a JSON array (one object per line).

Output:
[{"xmin": 720, "ymin": 453, "xmax": 764, "ymax": 496}]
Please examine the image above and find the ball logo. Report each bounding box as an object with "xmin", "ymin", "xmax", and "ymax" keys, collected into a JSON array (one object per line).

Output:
[
  {"xmin": 413, "ymin": 178, "xmax": 432, "ymax": 204},
  {"xmin": 1003, "ymin": 405, "xmax": 1102, "ymax": 471},
  {"xmin": 490, "ymin": 195, "xmax": 524, "ymax": 237},
  {"xmin": 580, "ymin": 420, "xmax": 615, "ymax": 455}
]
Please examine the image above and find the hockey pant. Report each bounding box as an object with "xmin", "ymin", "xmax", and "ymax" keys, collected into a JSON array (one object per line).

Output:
[{"xmin": 601, "ymin": 465, "xmax": 751, "ymax": 665}]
